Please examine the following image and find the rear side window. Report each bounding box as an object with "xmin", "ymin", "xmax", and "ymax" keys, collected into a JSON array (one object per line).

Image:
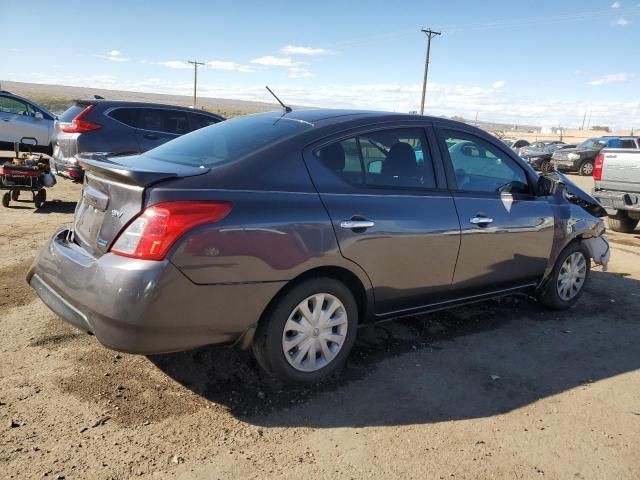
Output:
[
  {"xmin": 143, "ymin": 114, "xmax": 313, "ymax": 167},
  {"xmin": 189, "ymin": 113, "xmax": 220, "ymax": 131},
  {"xmin": 138, "ymin": 109, "xmax": 190, "ymax": 135},
  {"xmin": 442, "ymin": 130, "xmax": 529, "ymax": 194},
  {"xmin": 109, "ymin": 108, "xmax": 139, "ymax": 128},
  {"xmin": 620, "ymin": 139, "xmax": 636, "ymax": 149},
  {"xmin": 59, "ymin": 104, "xmax": 87, "ymax": 122},
  {"xmin": 315, "ymin": 128, "xmax": 436, "ymax": 189}
]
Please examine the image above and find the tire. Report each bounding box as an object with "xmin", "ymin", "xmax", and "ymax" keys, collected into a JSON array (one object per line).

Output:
[
  {"xmin": 39, "ymin": 188, "xmax": 47, "ymax": 203},
  {"xmin": 34, "ymin": 191, "xmax": 43, "ymax": 209},
  {"xmin": 2, "ymin": 192, "xmax": 10, "ymax": 208},
  {"xmin": 578, "ymin": 160, "xmax": 594, "ymax": 176},
  {"xmin": 540, "ymin": 160, "xmax": 552, "ymax": 173},
  {"xmin": 11, "ymin": 190, "xmax": 19, "ymax": 201},
  {"xmin": 536, "ymin": 242, "xmax": 590, "ymax": 310},
  {"xmin": 607, "ymin": 213, "xmax": 638, "ymax": 233},
  {"xmin": 253, "ymin": 277, "xmax": 359, "ymax": 384}
]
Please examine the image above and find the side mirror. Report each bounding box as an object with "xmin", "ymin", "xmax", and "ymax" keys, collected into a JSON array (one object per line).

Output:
[
  {"xmin": 34, "ymin": 111, "xmax": 44, "ymax": 121},
  {"xmin": 536, "ymin": 175, "xmax": 557, "ymax": 196}
]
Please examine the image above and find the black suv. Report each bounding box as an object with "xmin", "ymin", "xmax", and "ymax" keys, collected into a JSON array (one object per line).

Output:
[
  {"xmin": 551, "ymin": 136, "xmax": 640, "ymax": 176},
  {"xmin": 52, "ymin": 100, "xmax": 224, "ymax": 181}
]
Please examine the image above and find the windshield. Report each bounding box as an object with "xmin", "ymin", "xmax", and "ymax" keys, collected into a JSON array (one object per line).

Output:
[
  {"xmin": 578, "ymin": 138, "xmax": 606, "ymax": 149},
  {"xmin": 143, "ymin": 114, "xmax": 313, "ymax": 167}
]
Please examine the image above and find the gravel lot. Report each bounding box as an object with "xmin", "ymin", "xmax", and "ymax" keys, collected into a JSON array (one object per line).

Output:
[{"xmin": 1, "ymin": 175, "xmax": 639, "ymax": 479}]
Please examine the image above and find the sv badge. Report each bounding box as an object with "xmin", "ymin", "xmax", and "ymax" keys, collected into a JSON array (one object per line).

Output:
[{"xmin": 111, "ymin": 209, "xmax": 124, "ymax": 219}]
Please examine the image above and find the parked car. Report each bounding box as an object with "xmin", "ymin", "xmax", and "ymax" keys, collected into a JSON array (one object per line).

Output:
[
  {"xmin": 551, "ymin": 136, "xmax": 640, "ymax": 176},
  {"xmin": 520, "ymin": 143, "xmax": 576, "ymax": 173},
  {"xmin": 501, "ymin": 138, "xmax": 530, "ymax": 154},
  {"xmin": 28, "ymin": 110, "xmax": 610, "ymax": 384},
  {"xmin": 520, "ymin": 140, "xmax": 565, "ymax": 155},
  {"xmin": 592, "ymin": 148, "xmax": 640, "ymax": 233},
  {"xmin": 0, "ymin": 90, "xmax": 56, "ymax": 154},
  {"xmin": 52, "ymin": 100, "xmax": 224, "ymax": 181}
]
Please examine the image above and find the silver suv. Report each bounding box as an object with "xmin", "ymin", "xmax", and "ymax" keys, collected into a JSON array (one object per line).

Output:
[{"xmin": 0, "ymin": 90, "xmax": 56, "ymax": 154}]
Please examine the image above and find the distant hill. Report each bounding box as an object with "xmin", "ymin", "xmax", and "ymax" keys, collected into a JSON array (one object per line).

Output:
[{"xmin": 0, "ymin": 80, "xmax": 281, "ymax": 118}]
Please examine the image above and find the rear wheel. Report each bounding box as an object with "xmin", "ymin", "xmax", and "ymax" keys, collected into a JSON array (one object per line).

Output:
[
  {"xmin": 537, "ymin": 242, "xmax": 590, "ymax": 309},
  {"xmin": 253, "ymin": 277, "xmax": 358, "ymax": 384},
  {"xmin": 579, "ymin": 160, "xmax": 594, "ymax": 176},
  {"xmin": 2, "ymin": 192, "xmax": 10, "ymax": 208},
  {"xmin": 11, "ymin": 190, "xmax": 20, "ymax": 201},
  {"xmin": 607, "ymin": 212, "xmax": 638, "ymax": 233},
  {"xmin": 540, "ymin": 160, "xmax": 552, "ymax": 173}
]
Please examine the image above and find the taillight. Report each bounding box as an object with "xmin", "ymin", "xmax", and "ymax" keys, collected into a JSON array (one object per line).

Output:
[
  {"xmin": 111, "ymin": 201, "xmax": 232, "ymax": 260},
  {"xmin": 593, "ymin": 153, "xmax": 604, "ymax": 180},
  {"xmin": 61, "ymin": 105, "xmax": 102, "ymax": 133}
]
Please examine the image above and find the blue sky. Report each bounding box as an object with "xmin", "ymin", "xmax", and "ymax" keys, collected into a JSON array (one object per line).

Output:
[{"xmin": 1, "ymin": 0, "xmax": 639, "ymax": 128}]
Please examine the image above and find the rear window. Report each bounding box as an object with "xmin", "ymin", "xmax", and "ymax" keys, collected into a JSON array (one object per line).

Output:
[
  {"xmin": 58, "ymin": 104, "xmax": 87, "ymax": 122},
  {"xmin": 143, "ymin": 114, "xmax": 313, "ymax": 167}
]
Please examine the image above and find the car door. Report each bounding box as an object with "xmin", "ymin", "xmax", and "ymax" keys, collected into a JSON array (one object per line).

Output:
[
  {"xmin": 304, "ymin": 124, "xmax": 460, "ymax": 314},
  {"xmin": 436, "ymin": 126, "xmax": 554, "ymax": 295},
  {"xmin": 135, "ymin": 108, "xmax": 189, "ymax": 152},
  {"xmin": 0, "ymin": 95, "xmax": 49, "ymax": 145}
]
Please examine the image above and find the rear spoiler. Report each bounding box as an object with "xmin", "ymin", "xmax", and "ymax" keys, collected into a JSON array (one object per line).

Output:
[{"xmin": 77, "ymin": 153, "xmax": 209, "ymax": 187}]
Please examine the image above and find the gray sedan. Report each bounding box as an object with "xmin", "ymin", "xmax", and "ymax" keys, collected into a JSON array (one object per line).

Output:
[{"xmin": 28, "ymin": 110, "xmax": 610, "ymax": 384}]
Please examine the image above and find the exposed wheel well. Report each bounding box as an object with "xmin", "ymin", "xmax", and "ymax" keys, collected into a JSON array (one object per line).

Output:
[{"xmin": 261, "ymin": 266, "xmax": 369, "ymax": 327}]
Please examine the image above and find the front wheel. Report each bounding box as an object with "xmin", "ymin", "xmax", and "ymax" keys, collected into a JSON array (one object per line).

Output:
[
  {"xmin": 11, "ymin": 190, "xmax": 20, "ymax": 201},
  {"xmin": 540, "ymin": 160, "xmax": 552, "ymax": 173},
  {"xmin": 253, "ymin": 277, "xmax": 358, "ymax": 384},
  {"xmin": 537, "ymin": 243, "xmax": 590, "ymax": 309},
  {"xmin": 579, "ymin": 160, "xmax": 594, "ymax": 176},
  {"xmin": 2, "ymin": 192, "xmax": 10, "ymax": 208}
]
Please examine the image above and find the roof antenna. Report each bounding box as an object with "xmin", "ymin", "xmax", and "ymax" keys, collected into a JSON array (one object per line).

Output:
[{"xmin": 265, "ymin": 86, "xmax": 292, "ymax": 113}]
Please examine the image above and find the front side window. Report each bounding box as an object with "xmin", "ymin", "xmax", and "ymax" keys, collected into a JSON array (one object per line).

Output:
[
  {"xmin": 315, "ymin": 127, "xmax": 436, "ymax": 189},
  {"xmin": 138, "ymin": 109, "xmax": 189, "ymax": 134},
  {"xmin": 443, "ymin": 130, "xmax": 530, "ymax": 194},
  {"xmin": 0, "ymin": 96, "xmax": 29, "ymax": 116}
]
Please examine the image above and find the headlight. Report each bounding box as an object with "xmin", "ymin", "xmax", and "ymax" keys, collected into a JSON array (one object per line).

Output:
[{"xmin": 568, "ymin": 153, "xmax": 580, "ymax": 160}]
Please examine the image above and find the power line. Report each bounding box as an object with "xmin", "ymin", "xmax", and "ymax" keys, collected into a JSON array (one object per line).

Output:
[
  {"xmin": 188, "ymin": 60, "xmax": 205, "ymax": 108},
  {"xmin": 419, "ymin": 28, "xmax": 441, "ymax": 115}
]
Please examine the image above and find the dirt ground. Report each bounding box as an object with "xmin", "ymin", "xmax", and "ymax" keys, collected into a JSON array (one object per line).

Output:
[{"xmin": 1, "ymin": 175, "xmax": 639, "ymax": 480}]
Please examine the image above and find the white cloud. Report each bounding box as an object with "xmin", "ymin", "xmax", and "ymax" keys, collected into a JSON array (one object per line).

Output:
[
  {"xmin": 250, "ymin": 56, "xmax": 299, "ymax": 67},
  {"xmin": 588, "ymin": 73, "xmax": 632, "ymax": 85},
  {"xmin": 7, "ymin": 72, "xmax": 640, "ymax": 129},
  {"xmin": 95, "ymin": 50, "xmax": 129, "ymax": 62},
  {"xmin": 288, "ymin": 67, "xmax": 314, "ymax": 78},
  {"xmin": 157, "ymin": 60, "xmax": 191, "ymax": 69},
  {"xmin": 611, "ymin": 1, "xmax": 621, "ymax": 7},
  {"xmin": 206, "ymin": 61, "xmax": 254, "ymax": 72},
  {"xmin": 280, "ymin": 45, "xmax": 335, "ymax": 56},
  {"xmin": 615, "ymin": 16, "xmax": 630, "ymax": 25},
  {"xmin": 492, "ymin": 80, "xmax": 506, "ymax": 89}
]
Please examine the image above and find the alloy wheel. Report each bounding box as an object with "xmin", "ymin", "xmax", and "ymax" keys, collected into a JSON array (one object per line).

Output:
[{"xmin": 281, "ymin": 293, "xmax": 348, "ymax": 372}]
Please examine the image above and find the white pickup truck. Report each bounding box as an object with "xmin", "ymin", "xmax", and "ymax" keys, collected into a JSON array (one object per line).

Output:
[{"xmin": 593, "ymin": 148, "xmax": 640, "ymax": 232}]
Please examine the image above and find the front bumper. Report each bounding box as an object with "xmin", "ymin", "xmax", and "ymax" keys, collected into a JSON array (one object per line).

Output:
[
  {"xmin": 593, "ymin": 188, "xmax": 640, "ymax": 215},
  {"xmin": 551, "ymin": 158, "xmax": 579, "ymax": 171},
  {"xmin": 27, "ymin": 228, "xmax": 285, "ymax": 354}
]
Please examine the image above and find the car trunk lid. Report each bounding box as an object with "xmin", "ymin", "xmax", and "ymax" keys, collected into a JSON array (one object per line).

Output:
[{"xmin": 72, "ymin": 153, "xmax": 208, "ymax": 257}]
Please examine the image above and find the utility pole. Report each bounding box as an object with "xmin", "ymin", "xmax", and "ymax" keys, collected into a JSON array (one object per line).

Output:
[
  {"xmin": 419, "ymin": 28, "xmax": 441, "ymax": 115},
  {"xmin": 586, "ymin": 110, "xmax": 592, "ymax": 131},
  {"xmin": 581, "ymin": 110, "xmax": 587, "ymax": 130},
  {"xmin": 188, "ymin": 60, "xmax": 205, "ymax": 108}
]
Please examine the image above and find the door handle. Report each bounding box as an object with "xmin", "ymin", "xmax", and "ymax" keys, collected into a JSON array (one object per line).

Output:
[
  {"xmin": 143, "ymin": 133, "xmax": 159, "ymax": 140},
  {"xmin": 340, "ymin": 220, "xmax": 375, "ymax": 230},
  {"xmin": 469, "ymin": 216, "xmax": 494, "ymax": 226}
]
